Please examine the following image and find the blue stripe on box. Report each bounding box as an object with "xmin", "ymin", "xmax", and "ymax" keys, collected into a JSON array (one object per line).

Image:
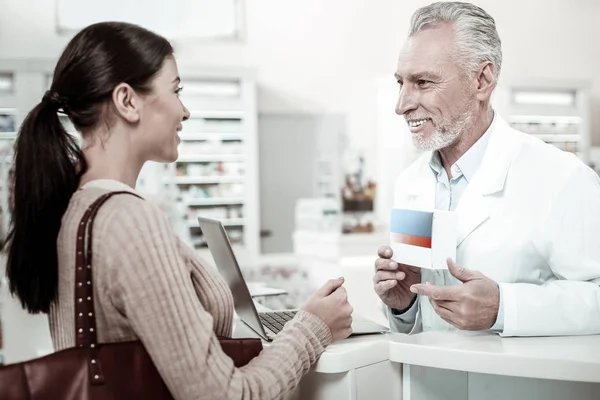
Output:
[{"xmin": 390, "ymin": 209, "xmax": 433, "ymax": 237}]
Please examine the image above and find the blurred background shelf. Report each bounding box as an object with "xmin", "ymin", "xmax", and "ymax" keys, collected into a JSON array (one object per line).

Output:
[
  {"xmin": 176, "ymin": 154, "xmax": 246, "ymax": 163},
  {"xmin": 137, "ymin": 67, "xmax": 260, "ymax": 265},
  {"xmin": 495, "ymin": 79, "xmax": 592, "ymax": 164},
  {"xmin": 185, "ymin": 197, "xmax": 245, "ymax": 206},
  {"xmin": 187, "ymin": 217, "xmax": 245, "ymax": 227},
  {"xmin": 171, "ymin": 175, "xmax": 245, "ymax": 184}
]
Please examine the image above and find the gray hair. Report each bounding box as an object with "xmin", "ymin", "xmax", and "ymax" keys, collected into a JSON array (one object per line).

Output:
[{"xmin": 409, "ymin": 2, "xmax": 502, "ymax": 79}]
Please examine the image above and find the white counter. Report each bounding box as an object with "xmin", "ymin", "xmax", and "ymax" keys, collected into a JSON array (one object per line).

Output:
[
  {"xmin": 389, "ymin": 331, "xmax": 600, "ymax": 400},
  {"xmin": 293, "ymin": 334, "xmax": 400, "ymax": 400},
  {"xmin": 311, "ymin": 333, "xmax": 390, "ymax": 374},
  {"xmin": 390, "ymin": 330, "xmax": 600, "ymax": 383},
  {"xmin": 233, "ymin": 304, "xmax": 399, "ymax": 400}
]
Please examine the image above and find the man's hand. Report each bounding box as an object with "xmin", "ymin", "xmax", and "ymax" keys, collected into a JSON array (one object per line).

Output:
[
  {"xmin": 410, "ymin": 259, "xmax": 500, "ymax": 331},
  {"xmin": 373, "ymin": 245, "xmax": 421, "ymax": 311}
]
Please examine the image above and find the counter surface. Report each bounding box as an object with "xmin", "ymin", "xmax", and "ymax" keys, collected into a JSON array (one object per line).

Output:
[{"xmin": 389, "ymin": 331, "xmax": 600, "ymax": 383}]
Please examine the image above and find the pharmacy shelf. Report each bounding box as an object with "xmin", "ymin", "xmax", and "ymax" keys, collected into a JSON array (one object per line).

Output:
[
  {"xmin": 172, "ymin": 175, "xmax": 245, "ymax": 184},
  {"xmin": 176, "ymin": 154, "xmax": 245, "ymax": 163},
  {"xmin": 507, "ymin": 115, "xmax": 582, "ymax": 124},
  {"xmin": 496, "ymin": 79, "xmax": 592, "ymax": 164},
  {"xmin": 160, "ymin": 68, "xmax": 260, "ymax": 264},
  {"xmin": 179, "ymin": 133, "xmax": 244, "ymax": 141},
  {"xmin": 185, "ymin": 197, "xmax": 245, "ymax": 207},
  {"xmin": 187, "ymin": 218, "xmax": 245, "ymax": 227}
]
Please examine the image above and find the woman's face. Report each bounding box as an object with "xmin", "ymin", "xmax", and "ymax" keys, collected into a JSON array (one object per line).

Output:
[{"xmin": 136, "ymin": 56, "xmax": 190, "ymax": 163}]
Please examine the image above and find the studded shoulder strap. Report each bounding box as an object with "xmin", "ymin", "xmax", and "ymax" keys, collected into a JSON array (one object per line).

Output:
[{"xmin": 73, "ymin": 190, "xmax": 143, "ymax": 384}]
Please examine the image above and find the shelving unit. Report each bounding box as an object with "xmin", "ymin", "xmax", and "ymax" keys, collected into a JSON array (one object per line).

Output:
[
  {"xmin": 172, "ymin": 175, "xmax": 245, "ymax": 185},
  {"xmin": 495, "ymin": 79, "xmax": 591, "ymax": 164},
  {"xmin": 185, "ymin": 197, "xmax": 246, "ymax": 206},
  {"xmin": 313, "ymin": 116, "xmax": 348, "ymax": 201},
  {"xmin": 186, "ymin": 217, "xmax": 245, "ymax": 227},
  {"xmin": 0, "ymin": 107, "xmax": 16, "ymax": 241},
  {"xmin": 0, "ymin": 67, "xmax": 29, "ymax": 240},
  {"xmin": 157, "ymin": 67, "xmax": 260, "ymax": 264},
  {"xmin": 0, "ymin": 61, "xmax": 81, "ymax": 242},
  {"xmin": 177, "ymin": 154, "xmax": 246, "ymax": 162},
  {"xmin": 0, "ymin": 69, "xmax": 15, "ymax": 365},
  {"xmin": 0, "ymin": 61, "xmax": 261, "ymax": 265}
]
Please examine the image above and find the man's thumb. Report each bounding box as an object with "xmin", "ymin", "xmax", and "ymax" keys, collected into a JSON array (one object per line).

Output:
[
  {"xmin": 447, "ymin": 259, "xmax": 474, "ymax": 282},
  {"xmin": 317, "ymin": 277, "xmax": 345, "ymax": 297}
]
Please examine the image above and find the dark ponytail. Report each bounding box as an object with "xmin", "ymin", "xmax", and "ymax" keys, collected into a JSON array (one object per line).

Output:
[
  {"xmin": 6, "ymin": 96, "xmax": 86, "ymax": 313},
  {"xmin": 5, "ymin": 21, "xmax": 173, "ymax": 313}
]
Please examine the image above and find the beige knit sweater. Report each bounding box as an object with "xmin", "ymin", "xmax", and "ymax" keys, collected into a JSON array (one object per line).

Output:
[{"xmin": 49, "ymin": 179, "xmax": 332, "ymax": 400}]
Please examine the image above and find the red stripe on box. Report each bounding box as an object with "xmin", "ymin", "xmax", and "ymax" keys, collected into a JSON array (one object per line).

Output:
[{"xmin": 391, "ymin": 233, "xmax": 432, "ymax": 249}]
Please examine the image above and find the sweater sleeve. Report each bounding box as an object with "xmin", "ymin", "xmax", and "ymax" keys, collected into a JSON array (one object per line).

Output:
[{"xmin": 102, "ymin": 196, "xmax": 332, "ymax": 400}]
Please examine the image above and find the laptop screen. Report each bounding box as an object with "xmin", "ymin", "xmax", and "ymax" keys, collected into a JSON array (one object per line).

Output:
[{"xmin": 196, "ymin": 217, "xmax": 267, "ymax": 339}]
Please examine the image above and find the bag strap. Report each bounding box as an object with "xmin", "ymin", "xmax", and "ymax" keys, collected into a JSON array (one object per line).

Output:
[{"xmin": 74, "ymin": 190, "xmax": 143, "ymax": 384}]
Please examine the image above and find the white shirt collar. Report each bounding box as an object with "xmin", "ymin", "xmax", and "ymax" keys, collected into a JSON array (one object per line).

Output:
[{"xmin": 429, "ymin": 111, "xmax": 496, "ymax": 182}]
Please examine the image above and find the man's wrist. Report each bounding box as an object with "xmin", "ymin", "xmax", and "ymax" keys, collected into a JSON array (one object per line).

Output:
[
  {"xmin": 489, "ymin": 283, "xmax": 504, "ymax": 332},
  {"xmin": 391, "ymin": 294, "xmax": 418, "ymax": 315}
]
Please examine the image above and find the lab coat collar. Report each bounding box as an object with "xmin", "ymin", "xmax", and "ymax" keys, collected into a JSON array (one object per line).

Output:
[
  {"xmin": 405, "ymin": 115, "xmax": 519, "ymax": 245},
  {"xmin": 406, "ymin": 115, "xmax": 516, "ymax": 196}
]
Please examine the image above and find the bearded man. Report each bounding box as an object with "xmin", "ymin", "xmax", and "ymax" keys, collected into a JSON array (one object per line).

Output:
[{"xmin": 374, "ymin": 1, "xmax": 600, "ymax": 337}]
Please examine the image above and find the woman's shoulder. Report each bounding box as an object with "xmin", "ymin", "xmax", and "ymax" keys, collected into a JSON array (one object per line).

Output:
[
  {"xmin": 68, "ymin": 187, "xmax": 171, "ymax": 236},
  {"xmin": 71, "ymin": 186, "xmax": 151, "ymax": 211}
]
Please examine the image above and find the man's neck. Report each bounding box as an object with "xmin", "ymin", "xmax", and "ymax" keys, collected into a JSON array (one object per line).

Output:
[{"xmin": 439, "ymin": 107, "xmax": 494, "ymax": 178}]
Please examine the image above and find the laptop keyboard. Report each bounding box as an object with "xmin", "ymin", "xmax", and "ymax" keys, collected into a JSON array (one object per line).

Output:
[{"xmin": 259, "ymin": 310, "xmax": 298, "ymax": 335}]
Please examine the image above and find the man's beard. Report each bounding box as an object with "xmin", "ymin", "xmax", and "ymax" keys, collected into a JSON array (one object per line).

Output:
[{"xmin": 411, "ymin": 102, "xmax": 476, "ymax": 152}]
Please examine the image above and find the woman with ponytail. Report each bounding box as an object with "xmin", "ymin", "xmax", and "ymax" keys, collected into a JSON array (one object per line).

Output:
[
  {"xmin": 9, "ymin": 89, "xmax": 85, "ymax": 314},
  {"xmin": 4, "ymin": 21, "xmax": 353, "ymax": 399}
]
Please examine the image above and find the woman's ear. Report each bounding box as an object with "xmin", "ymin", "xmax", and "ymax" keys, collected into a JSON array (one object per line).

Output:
[{"xmin": 111, "ymin": 83, "xmax": 141, "ymax": 123}]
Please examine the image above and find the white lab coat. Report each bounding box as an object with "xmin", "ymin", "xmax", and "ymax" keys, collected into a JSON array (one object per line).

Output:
[{"xmin": 387, "ymin": 115, "xmax": 600, "ymax": 337}]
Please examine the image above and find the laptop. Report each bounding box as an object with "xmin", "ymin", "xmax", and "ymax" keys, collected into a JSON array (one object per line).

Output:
[{"xmin": 197, "ymin": 216, "xmax": 389, "ymax": 341}]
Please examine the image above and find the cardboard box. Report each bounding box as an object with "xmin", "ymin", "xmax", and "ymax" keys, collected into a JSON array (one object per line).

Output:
[{"xmin": 389, "ymin": 208, "xmax": 457, "ymax": 270}]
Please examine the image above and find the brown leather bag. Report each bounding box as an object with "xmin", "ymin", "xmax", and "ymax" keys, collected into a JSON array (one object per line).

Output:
[{"xmin": 0, "ymin": 191, "xmax": 263, "ymax": 399}]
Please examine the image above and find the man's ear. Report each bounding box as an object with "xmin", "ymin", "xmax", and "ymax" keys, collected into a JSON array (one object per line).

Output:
[
  {"xmin": 111, "ymin": 83, "xmax": 141, "ymax": 123},
  {"xmin": 475, "ymin": 62, "xmax": 497, "ymax": 102}
]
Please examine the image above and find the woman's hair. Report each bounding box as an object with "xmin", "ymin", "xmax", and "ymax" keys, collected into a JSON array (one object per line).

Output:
[{"xmin": 6, "ymin": 21, "xmax": 173, "ymax": 313}]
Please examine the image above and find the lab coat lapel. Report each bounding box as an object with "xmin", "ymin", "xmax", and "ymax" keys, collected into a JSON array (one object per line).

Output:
[
  {"xmin": 455, "ymin": 117, "xmax": 516, "ymax": 246},
  {"xmin": 455, "ymin": 180, "xmax": 494, "ymax": 246},
  {"xmin": 405, "ymin": 153, "xmax": 437, "ymax": 211}
]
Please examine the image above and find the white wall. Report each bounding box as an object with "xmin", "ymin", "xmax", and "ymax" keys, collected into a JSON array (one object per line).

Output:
[{"xmin": 2, "ymin": 0, "xmax": 598, "ymax": 178}]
